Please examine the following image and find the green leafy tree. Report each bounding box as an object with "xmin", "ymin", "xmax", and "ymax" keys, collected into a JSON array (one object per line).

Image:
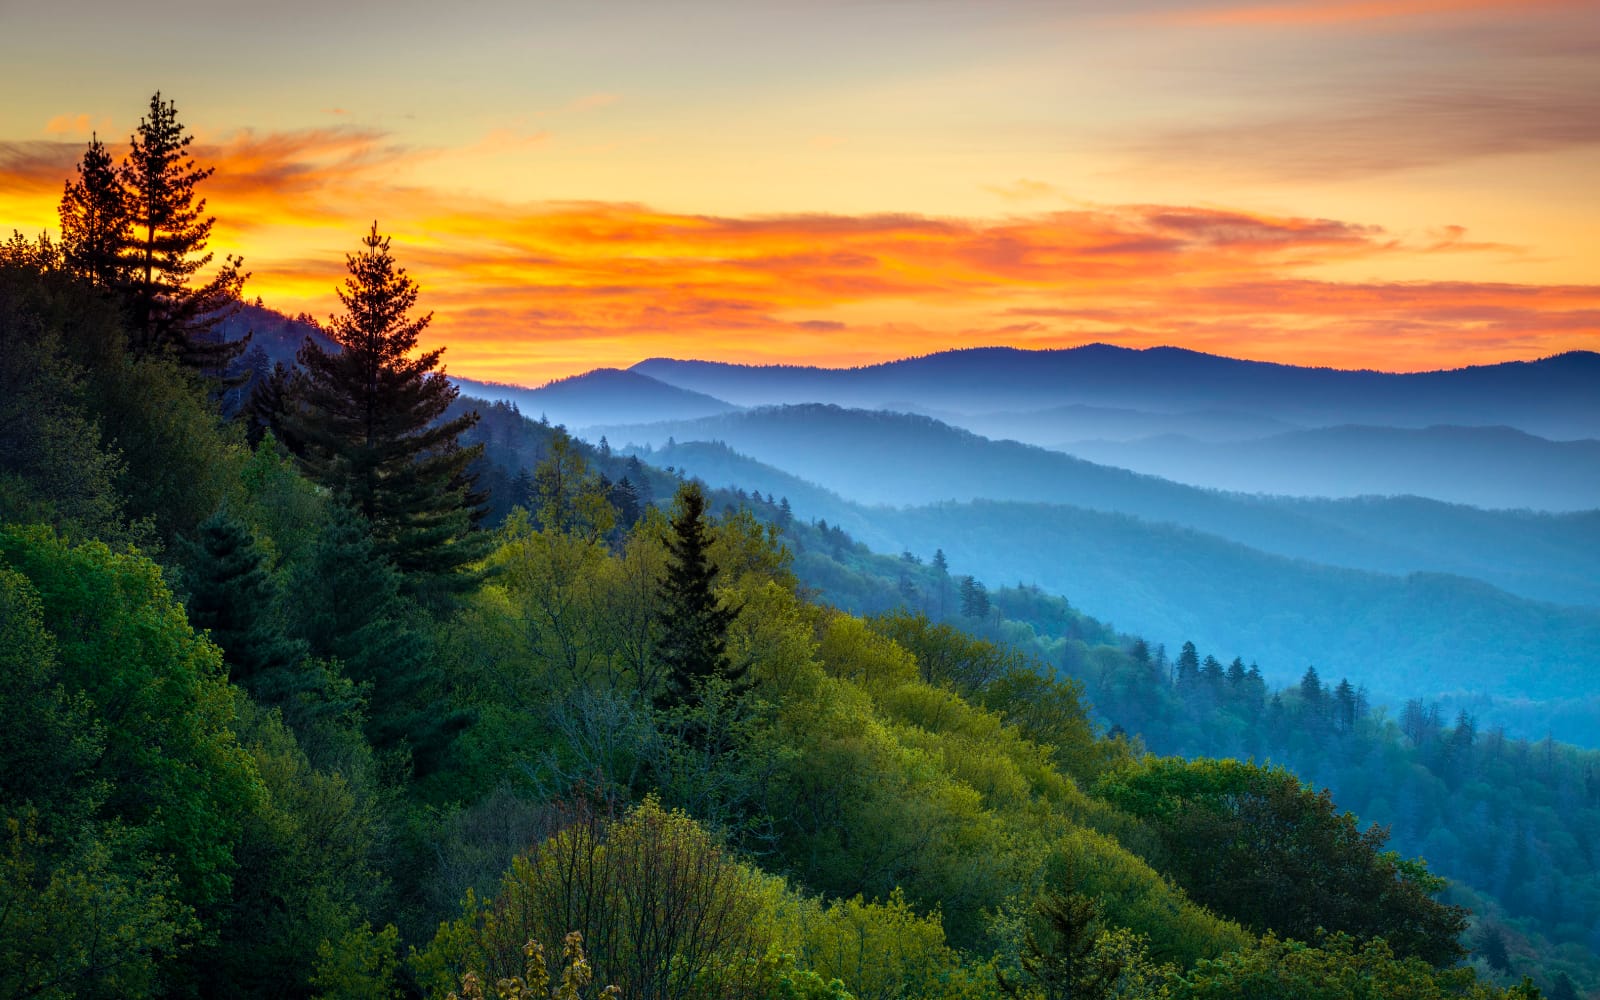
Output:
[
  {"xmin": 291, "ymin": 223, "xmax": 488, "ymax": 596},
  {"xmin": 418, "ymin": 799, "xmax": 780, "ymax": 1000},
  {"xmin": 119, "ymin": 92, "xmax": 247, "ymax": 371},
  {"xmin": 1096, "ymin": 757, "xmax": 1469, "ymax": 966}
]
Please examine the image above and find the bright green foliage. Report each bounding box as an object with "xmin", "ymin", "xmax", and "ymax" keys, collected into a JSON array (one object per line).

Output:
[
  {"xmin": 532, "ymin": 431, "xmax": 616, "ymax": 542},
  {"xmin": 798, "ymin": 889, "xmax": 996, "ymax": 1000},
  {"xmin": 0, "ymin": 524, "xmax": 263, "ymax": 911},
  {"xmin": 312, "ymin": 923, "xmax": 405, "ymax": 1000},
  {"xmin": 291, "ymin": 224, "xmax": 487, "ymax": 595},
  {"xmin": 1033, "ymin": 831, "xmax": 1252, "ymax": 970},
  {"xmin": 0, "ymin": 566, "xmax": 195, "ymax": 999},
  {"xmin": 1096, "ymin": 757, "xmax": 1469, "ymax": 966},
  {"xmin": 1173, "ymin": 933, "xmax": 1543, "ymax": 1000},
  {"xmin": 417, "ymin": 799, "xmax": 784, "ymax": 1000},
  {"xmin": 119, "ymin": 92, "xmax": 247, "ymax": 370}
]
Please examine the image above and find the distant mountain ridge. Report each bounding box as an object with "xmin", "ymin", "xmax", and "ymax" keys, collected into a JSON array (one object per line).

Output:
[
  {"xmin": 1057, "ymin": 424, "xmax": 1600, "ymax": 512},
  {"xmin": 640, "ymin": 439, "xmax": 1600, "ymax": 728},
  {"xmin": 453, "ymin": 368, "xmax": 740, "ymax": 429},
  {"xmin": 632, "ymin": 345, "xmax": 1600, "ymax": 439},
  {"xmin": 606, "ymin": 404, "xmax": 1600, "ymax": 607}
]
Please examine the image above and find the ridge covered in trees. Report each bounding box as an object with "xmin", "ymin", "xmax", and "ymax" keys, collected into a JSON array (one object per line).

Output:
[{"xmin": 0, "ymin": 93, "xmax": 1588, "ymax": 1000}]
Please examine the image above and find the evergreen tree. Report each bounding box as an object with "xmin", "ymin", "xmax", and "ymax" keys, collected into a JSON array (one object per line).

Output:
[
  {"xmin": 959, "ymin": 575, "xmax": 990, "ymax": 619},
  {"xmin": 290, "ymin": 223, "xmax": 489, "ymax": 596},
  {"xmin": 181, "ymin": 507, "xmax": 306, "ymax": 698},
  {"xmin": 58, "ymin": 133, "xmax": 126, "ymax": 288},
  {"xmin": 654, "ymin": 482, "xmax": 744, "ymax": 713},
  {"xmin": 119, "ymin": 92, "xmax": 247, "ymax": 372},
  {"xmin": 289, "ymin": 506, "xmax": 467, "ymax": 774},
  {"xmin": 1000, "ymin": 886, "xmax": 1106, "ymax": 1000},
  {"xmin": 1175, "ymin": 641, "xmax": 1200, "ymax": 687}
]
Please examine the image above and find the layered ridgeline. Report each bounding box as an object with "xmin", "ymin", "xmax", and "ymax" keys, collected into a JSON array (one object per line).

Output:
[
  {"xmin": 1056, "ymin": 425, "xmax": 1600, "ymax": 512},
  {"xmin": 630, "ymin": 346, "xmax": 1600, "ymax": 440}
]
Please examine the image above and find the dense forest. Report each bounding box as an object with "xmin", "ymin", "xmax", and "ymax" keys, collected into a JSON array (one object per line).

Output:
[{"xmin": 0, "ymin": 93, "xmax": 1588, "ymax": 999}]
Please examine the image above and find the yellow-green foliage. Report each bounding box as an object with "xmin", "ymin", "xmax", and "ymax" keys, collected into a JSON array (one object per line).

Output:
[
  {"xmin": 1173, "ymin": 933, "xmax": 1542, "ymax": 1000},
  {"xmin": 796, "ymin": 889, "xmax": 1002, "ymax": 1000},
  {"xmin": 1048, "ymin": 829, "xmax": 1252, "ymax": 968},
  {"xmin": 416, "ymin": 798, "xmax": 792, "ymax": 1000},
  {"xmin": 815, "ymin": 610, "xmax": 920, "ymax": 693}
]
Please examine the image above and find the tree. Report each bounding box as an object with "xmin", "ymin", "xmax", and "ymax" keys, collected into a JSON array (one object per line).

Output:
[
  {"xmin": 181, "ymin": 506, "xmax": 308, "ymax": 701},
  {"xmin": 119, "ymin": 92, "xmax": 247, "ymax": 371},
  {"xmin": 1096, "ymin": 757, "xmax": 1469, "ymax": 966},
  {"xmin": 653, "ymin": 482, "xmax": 744, "ymax": 713},
  {"xmin": 291, "ymin": 223, "xmax": 489, "ymax": 595},
  {"xmin": 58, "ymin": 133, "xmax": 127, "ymax": 288},
  {"xmin": 1000, "ymin": 887, "xmax": 1104, "ymax": 1000},
  {"xmin": 418, "ymin": 799, "xmax": 777, "ymax": 1000},
  {"xmin": 959, "ymin": 575, "xmax": 989, "ymax": 619}
]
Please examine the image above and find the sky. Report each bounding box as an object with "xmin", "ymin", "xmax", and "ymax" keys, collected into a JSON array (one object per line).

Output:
[{"xmin": 1, "ymin": 0, "xmax": 1596, "ymax": 384}]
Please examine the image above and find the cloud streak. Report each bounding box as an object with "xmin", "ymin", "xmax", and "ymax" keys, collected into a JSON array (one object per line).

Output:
[{"xmin": 1, "ymin": 126, "xmax": 1593, "ymax": 382}]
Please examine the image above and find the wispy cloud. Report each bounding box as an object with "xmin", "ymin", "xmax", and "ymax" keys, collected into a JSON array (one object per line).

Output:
[
  {"xmin": 1145, "ymin": 0, "xmax": 1585, "ymax": 30},
  {"xmin": 1130, "ymin": 85, "xmax": 1600, "ymax": 180}
]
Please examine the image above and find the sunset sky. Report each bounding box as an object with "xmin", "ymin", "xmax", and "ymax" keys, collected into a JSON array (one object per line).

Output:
[{"xmin": 2, "ymin": 0, "xmax": 1595, "ymax": 384}]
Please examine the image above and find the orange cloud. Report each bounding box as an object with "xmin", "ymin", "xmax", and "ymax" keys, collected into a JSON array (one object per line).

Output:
[{"xmin": 1, "ymin": 126, "xmax": 1593, "ymax": 383}]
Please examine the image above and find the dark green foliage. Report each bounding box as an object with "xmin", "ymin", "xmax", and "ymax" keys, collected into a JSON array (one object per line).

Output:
[
  {"xmin": 290, "ymin": 224, "xmax": 488, "ymax": 596},
  {"xmin": 289, "ymin": 507, "xmax": 466, "ymax": 776},
  {"xmin": 1478, "ymin": 925, "xmax": 1512, "ymax": 973},
  {"xmin": 0, "ymin": 257, "xmax": 132, "ymax": 544},
  {"xmin": 182, "ymin": 506, "xmax": 309, "ymax": 700},
  {"xmin": 1097, "ymin": 757, "xmax": 1470, "ymax": 966},
  {"xmin": 118, "ymin": 92, "xmax": 248, "ymax": 372},
  {"xmin": 654, "ymin": 482, "xmax": 745, "ymax": 713},
  {"xmin": 959, "ymin": 575, "xmax": 990, "ymax": 619},
  {"xmin": 1547, "ymin": 971, "xmax": 1579, "ymax": 1000},
  {"xmin": 58, "ymin": 132, "xmax": 126, "ymax": 289},
  {"xmin": 1000, "ymin": 888, "xmax": 1105, "ymax": 1000}
]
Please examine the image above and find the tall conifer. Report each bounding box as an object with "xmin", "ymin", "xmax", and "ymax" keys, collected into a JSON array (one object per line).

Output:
[
  {"xmin": 58, "ymin": 133, "xmax": 127, "ymax": 288},
  {"xmin": 654, "ymin": 482, "xmax": 744, "ymax": 712},
  {"xmin": 291, "ymin": 223, "xmax": 488, "ymax": 594},
  {"xmin": 119, "ymin": 92, "xmax": 247, "ymax": 371}
]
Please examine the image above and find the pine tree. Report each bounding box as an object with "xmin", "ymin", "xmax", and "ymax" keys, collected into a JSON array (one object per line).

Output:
[
  {"xmin": 120, "ymin": 92, "xmax": 247, "ymax": 371},
  {"xmin": 654, "ymin": 482, "xmax": 744, "ymax": 712},
  {"xmin": 289, "ymin": 506, "xmax": 467, "ymax": 773},
  {"xmin": 58, "ymin": 133, "xmax": 126, "ymax": 288},
  {"xmin": 1175, "ymin": 641, "xmax": 1200, "ymax": 687},
  {"xmin": 291, "ymin": 223, "xmax": 489, "ymax": 595},
  {"xmin": 181, "ymin": 507, "xmax": 307, "ymax": 701}
]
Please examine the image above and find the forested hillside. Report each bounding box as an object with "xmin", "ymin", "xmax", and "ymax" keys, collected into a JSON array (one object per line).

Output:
[
  {"xmin": 750, "ymin": 524, "xmax": 1600, "ymax": 997},
  {"xmin": 0, "ymin": 101, "xmax": 1587, "ymax": 1000}
]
